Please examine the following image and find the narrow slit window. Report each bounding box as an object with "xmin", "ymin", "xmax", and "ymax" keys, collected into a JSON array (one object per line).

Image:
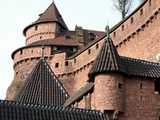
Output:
[
  {"xmin": 96, "ymin": 44, "xmax": 99, "ymax": 49},
  {"xmin": 65, "ymin": 61, "xmax": 69, "ymax": 66},
  {"xmin": 140, "ymin": 9, "xmax": 143, "ymax": 15},
  {"xmin": 88, "ymin": 49, "xmax": 91, "ymax": 54},
  {"xmin": 55, "ymin": 63, "xmax": 59, "ymax": 68}
]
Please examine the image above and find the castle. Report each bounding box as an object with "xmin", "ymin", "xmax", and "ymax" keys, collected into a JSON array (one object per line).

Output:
[{"xmin": 1, "ymin": 0, "xmax": 160, "ymax": 119}]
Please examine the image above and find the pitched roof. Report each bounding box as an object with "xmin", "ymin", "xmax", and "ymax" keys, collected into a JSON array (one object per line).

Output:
[
  {"xmin": 120, "ymin": 56, "xmax": 160, "ymax": 78},
  {"xmin": 23, "ymin": 2, "xmax": 68, "ymax": 35},
  {"xmin": 14, "ymin": 58, "xmax": 69, "ymax": 106},
  {"xmin": 0, "ymin": 100, "xmax": 108, "ymax": 120},
  {"xmin": 64, "ymin": 83, "xmax": 94, "ymax": 107},
  {"xmin": 89, "ymin": 27, "xmax": 160, "ymax": 79},
  {"xmin": 28, "ymin": 37, "xmax": 80, "ymax": 47}
]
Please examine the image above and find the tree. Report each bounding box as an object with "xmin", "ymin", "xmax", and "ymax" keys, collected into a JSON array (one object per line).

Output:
[{"xmin": 113, "ymin": 0, "xmax": 132, "ymax": 19}]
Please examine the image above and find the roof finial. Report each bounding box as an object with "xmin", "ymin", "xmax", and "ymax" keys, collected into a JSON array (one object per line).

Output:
[
  {"xmin": 105, "ymin": 25, "xmax": 110, "ymax": 38},
  {"xmin": 41, "ymin": 46, "xmax": 45, "ymax": 59}
]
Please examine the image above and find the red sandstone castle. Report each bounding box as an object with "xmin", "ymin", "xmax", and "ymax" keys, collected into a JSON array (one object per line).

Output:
[{"xmin": 4, "ymin": 0, "xmax": 160, "ymax": 120}]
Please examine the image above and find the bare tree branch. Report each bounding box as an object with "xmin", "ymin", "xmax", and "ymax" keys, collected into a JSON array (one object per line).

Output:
[{"xmin": 113, "ymin": 0, "xmax": 132, "ymax": 19}]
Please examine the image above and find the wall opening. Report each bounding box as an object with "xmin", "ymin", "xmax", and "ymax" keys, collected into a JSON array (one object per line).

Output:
[
  {"xmin": 155, "ymin": 79, "xmax": 160, "ymax": 94},
  {"xmin": 149, "ymin": 0, "xmax": 151, "ymax": 6},
  {"xmin": 55, "ymin": 63, "xmax": 59, "ymax": 68},
  {"xmin": 65, "ymin": 61, "xmax": 69, "ymax": 66},
  {"xmin": 96, "ymin": 44, "xmax": 99, "ymax": 49},
  {"xmin": 122, "ymin": 25, "xmax": 124, "ymax": 31},
  {"xmin": 131, "ymin": 17, "xmax": 134, "ymax": 24},
  {"xmin": 88, "ymin": 49, "xmax": 91, "ymax": 54},
  {"xmin": 35, "ymin": 26, "xmax": 38, "ymax": 31},
  {"xmin": 140, "ymin": 9, "xmax": 143, "ymax": 16}
]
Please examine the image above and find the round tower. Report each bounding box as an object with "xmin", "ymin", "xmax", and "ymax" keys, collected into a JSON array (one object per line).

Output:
[
  {"xmin": 94, "ymin": 74, "xmax": 124, "ymax": 112},
  {"xmin": 6, "ymin": 2, "xmax": 70, "ymax": 100},
  {"xmin": 89, "ymin": 26, "xmax": 125, "ymax": 114},
  {"xmin": 23, "ymin": 2, "xmax": 68, "ymax": 45}
]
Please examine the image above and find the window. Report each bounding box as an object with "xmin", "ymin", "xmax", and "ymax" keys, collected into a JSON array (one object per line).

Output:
[
  {"xmin": 140, "ymin": 9, "xmax": 143, "ymax": 15},
  {"xmin": 65, "ymin": 61, "xmax": 69, "ymax": 66},
  {"xmin": 40, "ymin": 36, "xmax": 42, "ymax": 39},
  {"xmin": 74, "ymin": 59, "xmax": 76, "ymax": 63},
  {"xmin": 31, "ymin": 50, "xmax": 33, "ymax": 53},
  {"xmin": 114, "ymin": 32, "xmax": 116, "ymax": 37},
  {"xmin": 88, "ymin": 32, "xmax": 95, "ymax": 41},
  {"xmin": 96, "ymin": 44, "xmax": 99, "ymax": 49},
  {"xmin": 149, "ymin": 0, "xmax": 151, "ymax": 6},
  {"xmin": 140, "ymin": 83, "xmax": 143, "ymax": 89},
  {"xmin": 131, "ymin": 17, "xmax": 134, "ymax": 24},
  {"xmin": 88, "ymin": 49, "xmax": 91, "ymax": 54},
  {"xmin": 35, "ymin": 25, "xmax": 38, "ymax": 31},
  {"xmin": 118, "ymin": 83, "xmax": 123, "ymax": 89},
  {"xmin": 122, "ymin": 25, "xmax": 124, "ymax": 31},
  {"xmin": 140, "ymin": 95, "xmax": 143, "ymax": 101},
  {"xmin": 55, "ymin": 63, "xmax": 59, "ymax": 68},
  {"xmin": 155, "ymin": 79, "xmax": 160, "ymax": 94}
]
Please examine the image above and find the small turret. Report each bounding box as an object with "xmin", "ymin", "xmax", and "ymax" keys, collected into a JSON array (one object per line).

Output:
[{"xmin": 89, "ymin": 26, "xmax": 124, "ymax": 118}]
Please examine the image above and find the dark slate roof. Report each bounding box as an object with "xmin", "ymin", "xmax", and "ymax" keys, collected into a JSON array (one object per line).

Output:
[
  {"xmin": 89, "ymin": 30, "xmax": 122, "ymax": 77},
  {"xmin": 64, "ymin": 83, "xmax": 94, "ymax": 107},
  {"xmin": 0, "ymin": 100, "xmax": 108, "ymax": 120},
  {"xmin": 14, "ymin": 58, "xmax": 69, "ymax": 106},
  {"xmin": 120, "ymin": 56, "xmax": 160, "ymax": 78},
  {"xmin": 23, "ymin": 2, "xmax": 68, "ymax": 35},
  {"xmin": 89, "ymin": 28, "xmax": 160, "ymax": 79}
]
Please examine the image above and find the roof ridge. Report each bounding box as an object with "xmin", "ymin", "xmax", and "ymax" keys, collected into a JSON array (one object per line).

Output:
[{"xmin": 42, "ymin": 58, "xmax": 69, "ymax": 97}]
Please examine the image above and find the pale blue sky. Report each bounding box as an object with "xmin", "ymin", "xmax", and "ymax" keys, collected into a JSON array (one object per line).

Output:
[{"xmin": 0, "ymin": 0, "xmax": 140, "ymax": 99}]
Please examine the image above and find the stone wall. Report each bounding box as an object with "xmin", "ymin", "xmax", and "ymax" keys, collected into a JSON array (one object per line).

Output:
[
  {"xmin": 25, "ymin": 23, "xmax": 57, "ymax": 45},
  {"xmin": 119, "ymin": 77, "xmax": 157, "ymax": 120},
  {"xmin": 94, "ymin": 74, "xmax": 124, "ymax": 112}
]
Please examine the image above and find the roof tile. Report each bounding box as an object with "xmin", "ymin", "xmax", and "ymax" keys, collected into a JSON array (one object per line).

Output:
[{"xmin": 14, "ymin": 58, "xmax": 69, "ymax": 105}]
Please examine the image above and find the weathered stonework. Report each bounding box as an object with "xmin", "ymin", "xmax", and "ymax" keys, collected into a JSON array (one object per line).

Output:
[{"xmin": 6, "ymin": 0, "xmax": 160, "ymax": 119}]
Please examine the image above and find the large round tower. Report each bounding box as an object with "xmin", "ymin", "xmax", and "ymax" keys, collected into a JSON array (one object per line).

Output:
[
  {"xmin": 6, "ymin": 2, "xmax": 79, "ymax": 100},
  {"xmin": 23, "ymin": 3, "xmax": 68, "ymax": 45}
]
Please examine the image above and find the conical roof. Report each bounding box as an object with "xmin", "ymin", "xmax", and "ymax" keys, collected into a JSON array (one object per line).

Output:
[
  {"xmin": 23, "ymin": 2, "xmax": 68, "ymax": 35},
  {"xmin": 14, "ymin": 57, "xmax": 69, "ymax": 105},
  {"xmin": 89, "ymin": 26, "xmax": 121, "ymax": 78}
]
